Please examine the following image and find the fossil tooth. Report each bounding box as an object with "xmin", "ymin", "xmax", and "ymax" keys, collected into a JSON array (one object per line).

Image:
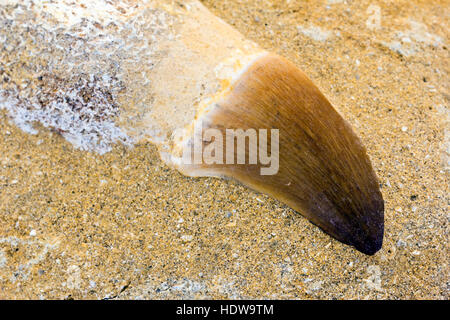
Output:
[
  {"xmin": 0, "ymin": 0, "xmax": 384, "ymax": 254},
  {"xmin": 170, "ymin": 53, "xmax": 384, "ymax": 255}
]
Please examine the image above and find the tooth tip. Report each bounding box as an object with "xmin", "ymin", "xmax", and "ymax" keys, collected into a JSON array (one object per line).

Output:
[
  {"xmin": 355, "ymin": 233, "xmax": 383, "ymax": 255},
  {"xmin": 354, "ymin": 229, "xmax": 384, "ymax": 255},
  {"xmin": 351, "ymin": 200, "xmax": 384, "ymax": 255}
]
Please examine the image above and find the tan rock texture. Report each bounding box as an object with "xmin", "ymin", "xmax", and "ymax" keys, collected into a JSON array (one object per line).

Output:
[{"xmin": 0, "ymin": 0, "xmax": 448, "ymax": 299}]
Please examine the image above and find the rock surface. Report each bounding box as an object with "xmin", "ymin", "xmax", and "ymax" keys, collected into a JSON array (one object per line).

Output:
[{"xmin": 0, "ymin": 0, "xmax": 448, "ymax": 299}]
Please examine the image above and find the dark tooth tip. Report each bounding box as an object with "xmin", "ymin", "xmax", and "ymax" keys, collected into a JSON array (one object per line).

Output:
[
  {"xmin": 355, "ymin": 234, "xmax": 383, "ymax": 255},
  {"xmin": 352, "ymin": 207, "xmax": 384, "ymax": 255}
]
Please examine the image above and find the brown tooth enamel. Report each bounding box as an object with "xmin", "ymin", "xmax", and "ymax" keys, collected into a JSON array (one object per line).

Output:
[
  {"xmin": 0, "ymin": 0, "xmax": 384, "ymax": 254},
  {"xmin": 176, "ymin": 54, "xmax": 384, "ymax": 255}
]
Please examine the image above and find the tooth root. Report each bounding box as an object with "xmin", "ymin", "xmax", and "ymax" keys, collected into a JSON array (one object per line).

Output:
[{"xmin": 176, "ymin": 54, "xmax": 384, "ymax": 255}]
